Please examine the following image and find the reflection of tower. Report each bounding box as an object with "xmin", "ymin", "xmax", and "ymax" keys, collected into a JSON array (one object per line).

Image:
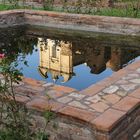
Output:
[
  {"xmin": 86, "ymin": 46, "xmax": 109, "ymax": 74},
  {"xmin": 106, "ymin": 48, "xmax": 121, "ymax": 71},
  {"xmin": 106, "ymin": 47, "xmax": 140, "ymax": 71},
  {"xmin": 38, "ymin": 38, "xmax": 73, "ymax": 83}
]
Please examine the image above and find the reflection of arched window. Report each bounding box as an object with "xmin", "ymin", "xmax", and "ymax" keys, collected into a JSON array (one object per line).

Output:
[
  {"xmin": 52, "ymin": 45, "xmax": 57, "ymax": 58},
  {"xmin": 40, "ymin": 46, "xmax": 43, "ymax": 51},
  {"xmin": 51, "ymin": 40, "xmax": 60, "ymax": 58}
]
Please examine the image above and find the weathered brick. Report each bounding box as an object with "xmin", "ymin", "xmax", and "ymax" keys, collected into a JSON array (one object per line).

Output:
[
  {"xmin": 130, "ymin": 78, "xmax": 140, "ymax": 84},
  {"xmin": 91, "ymin": 109, "xmax": 126, "ymax": 131},
  {"xmin": 68, "ymin": 92, "xmax": 86, "ymax": 100},
  {"xmin": 15, "ymin": 86, "xmax": 39, "ymax": 96},
  {"xmin": 81, "ymin": 84, "xmax": 105, "ymax": 96},
  {"xmin": 46, "ymin": 90, "xmax": 65, "ymax": 98},
  {"xmin": 57, "ymin": 96, "xmax": 73, "ymax": 104},
  {"xmin": 52, "ymin": 85, "xmax": 76, "ymax": 93},
  {"xmin": 23, "ymin": 77, "xmax": 43, "ymax": 86},
  {"xmin": 68, "ymin": 101, "xmax": 87, "ymax": 109},
  {"xmin": 15, "ymin": 95, "xmax": 30, "ymax": 103},
  {"xmin": 24, "ymin": 85, "xmax": 45, "ymax": 92},
  {"xmin": 129, "ymin": 88, "xmax": 140, "ymax": 99},
  {"xmin": 120, "ymin": 84, "xmax": 137, "ymax": 92},
  {"xmin": 113, "ymin": 96, "xmax": 140, "ymax": 112},
  {"xmin": 90, "ymin": 102, "xmax": 109, "ymax": 113},
  {"xmin": 86, "ymin": 95, "xmax": 101, "ymax": 103},
  {"xmin": 103, "ymin": 85, "xmax": 119, "ymax": 94},
  {"xmin": 59, "ymin": 106, "xmax": 97, "ymax": 122},
  {"xmin": 103, "ymin": 94, "xmax": 121, "ymax": 104},
  {"xmin": 26, "ymin": 98, "xmax": 64, "ymax": 111}
]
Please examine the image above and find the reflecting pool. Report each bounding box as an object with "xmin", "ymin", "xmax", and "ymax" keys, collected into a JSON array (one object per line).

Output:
[{"xmin": 0, "ymin": 26, "xmax": 140, "ymax": 90}]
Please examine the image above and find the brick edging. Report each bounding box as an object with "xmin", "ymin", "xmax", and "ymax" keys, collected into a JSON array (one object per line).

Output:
[{"xmin": 11, "ymin": 60, "xmax": 140, "ymax": 137}]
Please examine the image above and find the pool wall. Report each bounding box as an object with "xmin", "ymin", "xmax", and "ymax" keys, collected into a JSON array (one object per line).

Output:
[
  {"xmin": 0, "ymin": 10, "xmax": 140, "ymax": 35},
  {"xmin": 24, "ymin": 10, "xmax": 140, "ymax": 35},
  {"xmin": 8, "ymin": 60, "xmax": 140, "ymax": 140},
  {"xmin": 0, "ymin": 10, "xmax": 25, "ymax": 27}
]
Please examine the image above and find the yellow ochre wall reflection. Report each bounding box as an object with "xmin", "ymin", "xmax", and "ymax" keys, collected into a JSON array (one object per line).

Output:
[{"xmin": 38, "ymin": 38, "xmax": 73, "ymax": 83}]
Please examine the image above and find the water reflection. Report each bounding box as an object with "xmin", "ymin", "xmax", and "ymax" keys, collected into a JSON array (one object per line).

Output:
[
  {"xmin": 0, "ymin": 27, "xmax": 140, "ymax": 89},
  {"xmin": 37, "ymin": 37, "xmax": 140, "ymax": 84},
  {"xmin": 0, "ymin": 27, "xmax": 37, "ymax": 63}
]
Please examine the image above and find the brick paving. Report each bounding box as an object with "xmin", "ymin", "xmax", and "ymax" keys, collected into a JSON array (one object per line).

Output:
[{"xmin": 0, "ymin": 59, "xmax": 140, "ymax": 134}]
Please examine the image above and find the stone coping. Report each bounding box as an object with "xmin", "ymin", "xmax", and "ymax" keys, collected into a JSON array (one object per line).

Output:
[
  {"xmin": 2, "ymin": 9, "xmax": 140, "ymax": 25},
  {"xmin": 0, "ymin": 9, "xmax": 140, "ymax": 35},
  {"xmin": 6, "ymin": 59, "xmax": 139, "ymax": 135},
  {"xmin": 24, "ymin": 9, "xmax": 140, "ymax": 25}
]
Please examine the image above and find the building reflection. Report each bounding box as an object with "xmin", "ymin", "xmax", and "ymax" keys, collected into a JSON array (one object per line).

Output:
[
  {"xmin": 38, "ymin": 37, "xmax": 140, "ymax": 83},
  {"xmin": 38, "ymin": 38, "xmax": 73, "ymax": 83}
]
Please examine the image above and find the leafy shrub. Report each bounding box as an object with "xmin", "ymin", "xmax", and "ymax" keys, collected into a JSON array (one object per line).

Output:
[{"xmin": 0, "ymin": 53, "xmax": 54, "ymax": 140}]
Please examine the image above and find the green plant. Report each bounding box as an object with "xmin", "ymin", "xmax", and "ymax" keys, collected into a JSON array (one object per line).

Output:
[
  {"xmin": 0, "ymin": 57, "xmax": 33, "ymax": 140},
  {"xmin": 130, "ymin": 0, "xmax": 140, "ymax": 18},
  {"xmin": 0, "ymin": 50, "xmax": 55, "ymax": 140},
  {"xmin": 7, "ymin": 0, "xmax": 19, "ymax": 8},
  {"xmin": 60, "ymin": 0, "xmax": 69, "ymax": 12},
  {"xmin": 43, "ymin": 0, "xmax": 54, "ymax": 10}
]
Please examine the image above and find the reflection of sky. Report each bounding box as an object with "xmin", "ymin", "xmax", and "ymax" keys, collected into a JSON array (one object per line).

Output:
[
  {"xmin": 58, "ymin": 64, "xmax": 113, "ymax": 90},
  {"xmin": 134, "ymin": 56, "xmax": 140, "ymax": 61},
  {"xmin": 18, "ymin": 45, "xmax": 140, "ymax": 90}
]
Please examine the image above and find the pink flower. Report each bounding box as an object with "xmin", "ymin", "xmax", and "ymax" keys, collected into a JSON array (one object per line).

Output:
[{"xmin": 0, "ymin": 53, "xmax": 5, "ymax": 59}]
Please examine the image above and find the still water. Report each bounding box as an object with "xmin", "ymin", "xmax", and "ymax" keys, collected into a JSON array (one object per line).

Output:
[{"xmin": 0, "ymin": 26, "xmax": 140, "ymax": 90}]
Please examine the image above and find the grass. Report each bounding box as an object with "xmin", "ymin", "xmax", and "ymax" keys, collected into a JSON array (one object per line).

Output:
[
  {"xmin": 118, "ymin": 0, "xmax": 139, "ymax": 2},
  {"xmin": 0, "ymin": 4, "xmax": 11, "ymax": 10},
  {"xmin": 0, "ymin": 4, "xmax": 140, "ymax": 18},
  {"xmin": 0, "ymin": 4, "xmax": 23, "ymax": 11},
  {"xmin": 95, "ymin": 8, "xmax": 140, "ymax": 18}
]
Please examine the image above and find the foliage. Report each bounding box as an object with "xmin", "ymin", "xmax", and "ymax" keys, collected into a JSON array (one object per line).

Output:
[
  {"xmin": 0, "ymin": 0, "xmax": 139, "ymax": 18},
  {"xmin": 1, "ymin": 0, "xmax": 19, "ymax": 8},
  {"xmin": 43, "ymin": 0, "xmax": 54, "ymax": 10},
  {"xmin": 0, "ymin": 0, "xmax": 27, "ymax": 9},
  {"xmin": 0, "ymin": 36, "xmax": 55, "ymax": 140},
  {"xmin": 0, "ymin": 57, "xmax": 32, "ymax": 140},
  {"xmin": 0, "ymin": 4, "xmax": 10, "ymax": 10},
  {"xmin": 40, "ymin": 0, "xmax": 140, "ymax": 18}
]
